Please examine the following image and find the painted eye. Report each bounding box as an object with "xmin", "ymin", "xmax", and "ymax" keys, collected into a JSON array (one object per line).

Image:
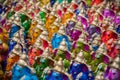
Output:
[
  {"xmin": 34, "ymin": 51, "xmax": 37, "ymax": 54},
  {"xmin": 53, "ymin": 28, "xmax": 55, "ymax": 30},
  {"xmin": 108, "ymin": 34, "xmax": 110, "ymax": 36},
  {"xmin": 113, "ymin": 73, "xmax": 116, "ymax": 75},
  {"xmin": 56, "ymin": 76, "xmax": 59, "ymax": 78},
  {"xmin": 10, "ymin": 30, "xmax": 14, "ymax": 33},
  {"xmin": 35, "ymin": 32, "xmax": 39, "ymax": 34},
  {"xmin": 18, "ymin": 69, "xmax": 22, "ymax": 72},
  {"xmin": 50, "ymin": 18, "xmax": 54, "ymax": 21},
  {"xmin": 58, "ymin": 37, "xmax": 62, "ymax": 40}
]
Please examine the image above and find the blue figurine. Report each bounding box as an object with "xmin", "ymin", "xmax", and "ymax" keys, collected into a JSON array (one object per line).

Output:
[
  {"xmin": 52, "ymin": 33, "xmax": 71, "ymax": 51},
  {"xmin": 68, "ymin": 61, "xmax": 94, "ymax": 80},
  {"xmin": 12, "ymin": 64, "xmax": 38, "ymax": 80},
  {"xmin": 8, "ymin": 24, "xmax": 20, "ymax": 53},
  {"xmin": 9, "ymin": 24, "xmax": 20, "ymax": 39}
]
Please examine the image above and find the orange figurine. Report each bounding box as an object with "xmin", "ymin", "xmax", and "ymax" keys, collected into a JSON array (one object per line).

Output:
[
  {"xmin": 45, "ymin": 15, "xmax": 57, "ymax": 31},
  {"xmin": 28, "ymin": 20, "xmax": 38, "ymax": 37},
  {"xmin": 61, "ymin": 12, "xmax": 73, "ymax": 24},
  {"xmin": 31, "ymin": 28, "xmax": 43, "ymax": 45},
  {"xmin": 6, "ymin": 55, "xmax": 20, "ymax": 71},
  {"xmin": 48, "ymin": 25, "xmax": 59, "ymax": 40}
]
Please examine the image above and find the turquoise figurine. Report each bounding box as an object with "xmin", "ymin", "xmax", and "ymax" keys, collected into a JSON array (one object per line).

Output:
[
  {"xmin": 52, "ymin": 33, "xmax": 71, "ymax": 51},
  {"xmin": 12, "ymin": 64, "xmax": 38, "ymax": 80}
]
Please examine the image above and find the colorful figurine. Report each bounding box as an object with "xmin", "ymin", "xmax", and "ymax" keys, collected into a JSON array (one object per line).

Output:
[
  {"xmin": 31, "ymin": 28, "xmax": 43, "ymax": 44},
  {"xmin": 45, "ymin": 15, "xmax": 57, "ymax": 31},
  {"xmin": 12, "ymin": 64, "xmax": 38, "ymax": 80},
  {"xmin": 43, "ymin": 58, "xmax": 71, "ymax": 80},
  {"xmin": 33, "ymin": 48, "xmax": 54, "ymax": 79},
  {"xmin": 48, "ymin": 25, "xmax": 59, "ymax": 40},
  {"xmin": 68, "ymin": 50, "xmax": 94, "ymax": 80},
  {"xmin": 6, "ymin": 54, "xmax": 20, "ymax": 72},
  {"xmin": 104, "ymin": 55, "xmax": 120, "ymax": 80},
  {"xmin": 28, "ymin": 47, "xmax": 43, "ymax": 65}
]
